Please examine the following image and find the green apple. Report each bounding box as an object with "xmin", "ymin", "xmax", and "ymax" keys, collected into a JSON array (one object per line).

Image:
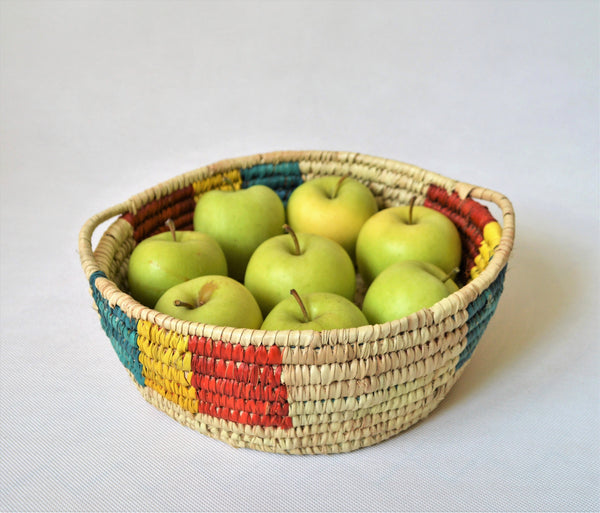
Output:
[
  {"xmin": 193, "ymin": 183, "xmax": 286, "ymax": 281},
  {"xmin": 286, "ymin": 175, "xmax": 378, "ymax": 260},
  {"xmin": 261, "ymin": 289, "xmax": 368, "ymax": 331},
  {"xmin": 127, "ymin": 219, "xmax": 228, "ymax": 308},
  {"xmin": 362, "ymin": 260, "xmax": 459, "ymax": 324},
  {"xmin": 154, "ymin": 275, "xmax": 263, "ymax": 328},
  {"xmin": 244, "ymin": 225, "xmax": 356, "ymax": 316},
  {"xmin": 356, "ymin": 198, "xmax": 462, "ymax": 285}
]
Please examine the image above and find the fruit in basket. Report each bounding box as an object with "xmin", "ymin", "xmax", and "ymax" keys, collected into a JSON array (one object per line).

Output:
[
  {"xmin": 362, "ymin": 260, "xmax": 459, "ymax": 324},
  {"xmin": 193, "ymin": 183, "xmax": 285, "ymax": 281},
  {"xmin": 127, "ymin": 219, "xmax": 228, "ymax": 308},
  {"xmin": 356, "ymin": 198, "xmax": 462, "ymax": 285},
  {"xmin": 154, "ymin": 275, "xmax": 263, "ymax": 328},
  {"xmin": 244, "ymin": 225, "xmax": 356, "ymax": 316},
  {"xmin": 261, "ymin": 289, "xmax": 368, "ymax": 331},
  {"xmin": 286, "ymin": 175, "xmax": 378, "ymax": 259}
]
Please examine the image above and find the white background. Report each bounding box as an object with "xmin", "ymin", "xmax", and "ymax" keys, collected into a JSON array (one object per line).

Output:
[{"xmin": 1, "ymin": 1, "xmax": 598, "ymax": 511}]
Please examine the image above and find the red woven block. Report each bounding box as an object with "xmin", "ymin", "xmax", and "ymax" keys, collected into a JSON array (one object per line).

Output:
[
  {"xmin": 215, "ymin": 359, "xmax": 226, "ymax": 379},
  {"xmin": 236, "ymin": 362, "xmax": 249, "ymax": 382},
  {"xmin": 225, "ymin": 361, "xmax": 236, "ymax": 380},
  {"xmin": 188, "ymin": 335, "xmax": 291, "ymax": 428},
  {"xmin": 235, "ymin": 397, "xmax": 245, "ymax": 412},
  {"xmin": 232, "ymin": 343, "xmax": 244, "ymax": 362},
  {"xmin": 244, "ymin": 345, "xmax": 256, "ymax": 364},
  {"xmin": 255, "ymin": 346, "xmax": 268, "ymax": 365},
  {"xmin": 261, "ymin": 366, "xmax": 275, "ymax": 386},
  {"xmin": 246, "ymin": 399, "xmax": 257, "ymax": 414},
  {"xmin": 248, "ymin": 364, "xmax": 260, "ymax": 385},
  {"xmin": 267, "ymin": 345, "xmax": 281, "ymax": 365}
]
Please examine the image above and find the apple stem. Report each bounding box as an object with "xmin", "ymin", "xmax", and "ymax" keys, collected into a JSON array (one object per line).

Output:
[
  {"xmin": 442, "ymin": 267, "xmax": 460, "ymax": 283},
  {"xmin": 283, "ymin": 224, "xmax": 302, "ymax": 255},
  {"xmin": 174, "ymin": 299, "xmax": 195, "ymax": 309},
  {"xmin": 165, "ymin": 218, "xmax": 177, "ymax": 242},
  {"xmin": 408, "ymin": 196, "xmax": 416, "ymax": 225},
  {"xmin": 290, "ymin": 289, "xmax": 310, "ymax": 323},
  {"xmin": 332, "ymin": 175, "xmax": 349, "ymax": 198},
  {"xmin": 173, "ymin": 281, "xmax": 218, "ymax": 310}
]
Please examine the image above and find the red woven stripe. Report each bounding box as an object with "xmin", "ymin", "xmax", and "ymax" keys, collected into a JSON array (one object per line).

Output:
[
  {"xmin": 121, "ymin": 185, "xmax": 196, "ymax": 242},
  {"xmin": 190, "ymin": 374, "xmax": 287, "ymax": 402},
  {"xmin": 190, "ymin": 356, "xmax": 283, "ymax": 387},
  {"xmin": 189, "ymin": 337, "xmax": 291, "ymax": 429},
  {"xmin": 188, "ymin": 336, "xmax": 282, "ymax": 365}
]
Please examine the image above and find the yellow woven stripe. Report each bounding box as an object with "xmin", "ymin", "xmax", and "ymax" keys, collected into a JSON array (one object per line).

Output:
[
  {"xmin": 137, "ymin": 319, "xmax": 197, "ymax": 413},
  {"xmin": 137, "ymin": 320, "xmax": 191, "ymax": 369},
  {"xmin": 143, "ymin": 376, "xmax": 199, "ymax": 414},
  {"xmin": 483, "ymin": 221, "xmax": 502, "ymax": 250},
  {"xmin": 192, "ymin": 169, "xmax": 242, "ymax": 201},
  {"xmin": 470, "ymin": 221, "xmax": 502, "ymax": 279}
]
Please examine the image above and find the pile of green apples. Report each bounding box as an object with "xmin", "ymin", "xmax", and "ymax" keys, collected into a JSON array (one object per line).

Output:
[{"xmin": 127, "ymin": 176, "xmax": 462, "ymax": 331}]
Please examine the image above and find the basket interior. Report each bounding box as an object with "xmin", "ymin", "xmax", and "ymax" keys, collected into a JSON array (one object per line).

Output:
[{"xmin": 96, "ymin": 157, "xmax": 502, "ymax": 304}]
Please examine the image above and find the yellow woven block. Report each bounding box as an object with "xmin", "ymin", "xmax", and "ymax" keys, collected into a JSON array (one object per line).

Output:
[
  {"xmin": 470, "ymin": 221, "xmax": 502, "ymax": 280},
  {"xmin": 140, "ymin": 354, "xmax": 193, "ymax": 390},
  {"xmin": 137, "ymin": 319, "xmax": 152, "ymax": 340},
  {"xmin": 144, "ymin": 376, "xmax": 199, "ymax": 414},
  {"xmin": 479, "ymin": 242, "xmax": 491, "ymax": 262},
  {"xmin": 138, "ymin": 336, "xmax": 190, "ymax": 373},
  {"xmin": 192, "ymin": 169, "xmax": 242, "ymax": 201},
  {"xmin": 483, "ymin": 221, "xmax": 502, "ymax": 251}
]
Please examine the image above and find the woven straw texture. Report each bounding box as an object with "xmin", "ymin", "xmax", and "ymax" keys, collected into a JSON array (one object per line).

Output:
[{"xmin": 79, "ymin": 150, "xmax": 515, "ymax": 454}]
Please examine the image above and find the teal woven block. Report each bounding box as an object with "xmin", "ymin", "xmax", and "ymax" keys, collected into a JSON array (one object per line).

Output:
[
  {"xmin": 241, "ymin": 161, "xmax": 303, "ymax": 204},
  {"xmin": 89, "ymin": 271, "xmax": 144, "ymax": 385},
  {"xmin": 458, "ymin": 265, "xmax": 506, "ymax": 370}
]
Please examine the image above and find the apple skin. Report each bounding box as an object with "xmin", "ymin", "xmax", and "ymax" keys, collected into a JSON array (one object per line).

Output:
[
  {"xmin": 356, "ymin": 204, "xmax": 462, "ymax": 285},
  {"xmin": 286, "ymin": 176, "xmax": 378, "ymax": 260},
  {"xmin": 261, "ymin": 291, "xmax": 368, "ymax": 331},
  {"xmin": 127, "ymin": 230, "xmax": 228, "ymax": 308},
  {"xmin": 362, "ymin": 261, "xmax": 459, "ymax": 324},
  {"xmin": 193, "ymin": 185, "xmax": 286, "ymax": 281},
  {"xmin": 154, "ymin": 275, "xmax": 263, "ymax": 329},
  {"xmin": 244, "ymin": 232, "xmax": 356, "ymax": 316}
]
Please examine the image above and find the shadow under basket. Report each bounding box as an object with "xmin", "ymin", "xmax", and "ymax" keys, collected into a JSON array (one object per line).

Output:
[{"xmin": 79, "ymin": 150, "xmax": 515, "ymax": 454}]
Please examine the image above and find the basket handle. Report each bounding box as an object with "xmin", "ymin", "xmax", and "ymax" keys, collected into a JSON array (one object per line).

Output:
[
  {"xmin": 78, "ymin": 201, "xmax": 130, "ymax": 282},
  {"xmin": 466, "ymin": 184, "xmax": 515, "ymax": 243}
]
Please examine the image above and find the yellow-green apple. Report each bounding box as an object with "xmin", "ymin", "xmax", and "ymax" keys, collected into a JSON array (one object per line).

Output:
[
  {"xmin": 127, "ymin": 219, "xmax": 228, "ymax": 308},
  {"xmin": 261, "ymin": 289, "xmax": 368, "ymax": 331},
  {"xmin": 154, "ymin": 275, "xmax": 263, "ymax": 328},
  {"xmin": 244, "ymin": 225, "xmax": 356, "ymax": 316},
  {"xmin": 356, "ymin": 198, "xmax": 462, "ymax": 284},
  {"xmin": 362, "ymin": 260, "xmax": 459, "ymax": 324},
  {"xmin": 286, "ymin": 175, "xmax": 378, "ymax": 260},
  {"xmin": 193, "ymin": 183, "xmax": 285, "ymax": 281}
]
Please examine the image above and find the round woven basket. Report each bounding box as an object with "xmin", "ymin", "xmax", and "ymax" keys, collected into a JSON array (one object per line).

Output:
[{"xmin": 79, "ymin": 150, "xmax": 515, "ymax": 454}]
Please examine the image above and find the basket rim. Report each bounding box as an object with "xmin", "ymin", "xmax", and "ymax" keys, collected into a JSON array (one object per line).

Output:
[{"xmin": 78, "ymin": 149, "xmax": 515, "ymax": 346}]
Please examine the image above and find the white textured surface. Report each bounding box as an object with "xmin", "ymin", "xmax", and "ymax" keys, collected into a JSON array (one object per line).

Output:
[{"xmin": 1, "ymin": 1, "xmax": 598, "ymax": 511}]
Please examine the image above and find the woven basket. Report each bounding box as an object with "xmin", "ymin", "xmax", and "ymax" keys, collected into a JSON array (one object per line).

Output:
[{"xmin": 79, "ymin": 150, "xmax": 515, "ymax": 454}]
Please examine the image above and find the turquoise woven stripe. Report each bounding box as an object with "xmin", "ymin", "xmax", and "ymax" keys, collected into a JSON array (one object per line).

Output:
[
  {"xmin": 241, "ymin": 161, "xmax": 303, "ymax": 204},
  {"xmin": 89, "ymin": 271, "xmax": 144, "ymax": 386},
  {"xmin": 458, "ymin": 265, "xmax": 507, "ymax": 370}
]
